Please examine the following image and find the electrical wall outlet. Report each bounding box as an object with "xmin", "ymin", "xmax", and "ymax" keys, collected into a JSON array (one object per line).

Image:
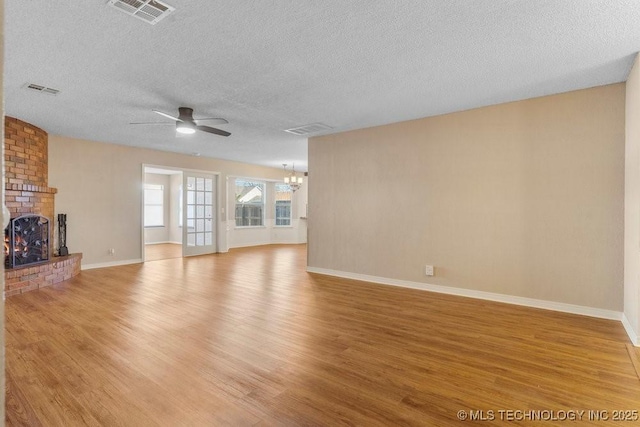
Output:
[
  {"xmin": 108, "ymin": 248, "xmax": 115, "ymax": 256},
  {"xmin": 425, "ymin": 265, "xmax": 434, "ymax": 276}
]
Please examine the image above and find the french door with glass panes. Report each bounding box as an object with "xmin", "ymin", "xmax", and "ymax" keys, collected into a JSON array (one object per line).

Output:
[{"xmin": 183, "ymin": 172, "xmax": 217, "ymax": 257}]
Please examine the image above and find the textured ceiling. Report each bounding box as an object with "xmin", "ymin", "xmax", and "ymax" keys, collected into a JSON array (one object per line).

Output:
[{"xmin": 5, "ymin": 1, "xmax": 640, "ymax": 171}]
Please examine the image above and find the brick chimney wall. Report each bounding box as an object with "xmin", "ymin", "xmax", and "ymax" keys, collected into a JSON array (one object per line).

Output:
[{"xmin": 4, "ymin": 117, "xmax": 57, "ymax": 221}]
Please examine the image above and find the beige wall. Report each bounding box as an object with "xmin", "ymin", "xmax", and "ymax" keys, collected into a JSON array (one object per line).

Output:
[
  {"xmin": 625, "ymin": 54, "xmax": 640, "ymax": 342},
  {"xmin": 48, "ymin": 136, "xmax": 294, "ymax": 267},
  {"xmin": 309, "ymin": 84, "xmax": 625, "ymax": 311}
]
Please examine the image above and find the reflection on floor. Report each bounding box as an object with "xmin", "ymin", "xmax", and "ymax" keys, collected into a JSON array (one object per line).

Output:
[{"xmin": 145, "ymin": 243, "xmax": 182, "ymax": 261}]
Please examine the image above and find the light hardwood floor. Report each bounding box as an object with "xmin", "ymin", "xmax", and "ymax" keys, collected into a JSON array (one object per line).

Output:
[
  {"xmin": 5, "ymin": 244, "xmax": 640, "ymax": 426},
  {"xmin": 144, "ymin": 243, "xmax": 182, "ymax": 262}
]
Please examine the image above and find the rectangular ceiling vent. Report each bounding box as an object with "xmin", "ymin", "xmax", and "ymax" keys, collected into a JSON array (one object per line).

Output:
[
  {"xmin": 108, "ymin": 0, "xmax": 175, "ymax": 25},
  {"xmin": 284, "ymin": 123, "xmax": 333, "ymax": 136},
  {"xmin": 23, "ymin": 83, "xmax": 60, "ymax": 96}
]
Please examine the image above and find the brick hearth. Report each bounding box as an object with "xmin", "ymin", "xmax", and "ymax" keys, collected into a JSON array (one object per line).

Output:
[
  {"xmin": 5, "ymin": 254, "xmax": 82, "ymax": 296},
  {"xmin": 4, "ymin": 117, "xmax": 82, "ymax": 297}
]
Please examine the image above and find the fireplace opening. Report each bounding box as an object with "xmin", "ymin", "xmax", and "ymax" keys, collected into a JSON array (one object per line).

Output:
[{"xmin": 4, "ymin": 214, "xmax": 50, "ymax": 268}]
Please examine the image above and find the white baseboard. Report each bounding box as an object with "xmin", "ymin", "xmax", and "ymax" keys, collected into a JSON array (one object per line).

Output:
[
  {"xmin": 622, "ymin": 314, "xmax": 640, "ymax": 347},
  {"xmin": 82, "ymin": 258, "xmax": 143, "ymax": 270},
  {"xmin": 145, "ymin": 241, "xmax": 181, "ymax": 245},
  {"xmin": 306, "ymin": 267, "xmax": 623, "ymax": 322}
]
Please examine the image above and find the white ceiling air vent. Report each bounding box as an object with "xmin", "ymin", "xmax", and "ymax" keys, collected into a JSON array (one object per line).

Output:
[
  {"xmin": 108, "ymin": 0, "xmax": 175, "ymax": 25},
  {"xmin": 23, "ymin": 83, "xmax": 60, "ymax": 96},
  {"xmin": 284, "ymin": 123, "xmax": 333, "ymax": 136}
]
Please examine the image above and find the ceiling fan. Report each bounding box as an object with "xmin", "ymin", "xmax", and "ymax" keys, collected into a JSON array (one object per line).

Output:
[{"xmin": 131, "ymin": 107, "xmax": 231, "ymax": 137}]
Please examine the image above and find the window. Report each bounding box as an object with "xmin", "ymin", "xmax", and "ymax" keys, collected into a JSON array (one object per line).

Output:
[
  {"xmin": 144, "ymin": 183, "xmax": 164, "ymax": 227},
  {"xmin": 235, "ymin": 179, "xmax": 264, "ymax": 226},
  {"xmin": 275, "ymin": 183, "xmax": 292, "ymax": 226}
]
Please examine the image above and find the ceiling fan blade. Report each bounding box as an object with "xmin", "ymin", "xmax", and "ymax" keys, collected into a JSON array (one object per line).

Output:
[
  {"xmin": 196, "ymin": 125, "xmax": 231, "ymax": 137},
  {"xmin": 130, "ymin": 121, "xmax": 174, "ymax": 125},
  {"xmin": 153, "ymin": 109, "xmax": 181, "ymax": 121},
  {"xmin": 194, "ymin": 117, "xmax": 229, "ymax": 125}
]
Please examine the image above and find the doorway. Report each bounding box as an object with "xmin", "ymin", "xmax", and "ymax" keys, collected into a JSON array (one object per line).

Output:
[
  {"xmin": 142, "ymin": 165, "xmax": 219, "ymax": 261},
  {"xmin": 143, "ymin": 166, "xmax": 183, "ymax": 261}
]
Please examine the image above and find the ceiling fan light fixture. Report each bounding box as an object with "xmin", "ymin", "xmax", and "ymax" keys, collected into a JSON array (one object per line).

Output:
[{"xmin": 176, "ymin": 121, "xmax": 196, "ymax": 134}]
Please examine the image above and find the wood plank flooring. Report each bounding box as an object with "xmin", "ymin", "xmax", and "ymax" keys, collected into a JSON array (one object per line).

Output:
[
  {"xmin": 5, "ymin": 244, "xmax": 640, "ymax": 426},
  {"xmin": 144, "ymin": 243, "xmax": 182, "ymax": 262}
]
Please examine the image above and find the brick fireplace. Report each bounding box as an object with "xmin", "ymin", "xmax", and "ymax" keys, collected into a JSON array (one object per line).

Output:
[{"xmin": 4, "ymin": 117, "xmax": 81, "ymax": 297}]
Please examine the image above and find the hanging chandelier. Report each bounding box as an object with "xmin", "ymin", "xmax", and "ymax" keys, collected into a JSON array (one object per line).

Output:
[{"xmin": 283, "ymin": 163, "xmax": 303, "ymax": 192}]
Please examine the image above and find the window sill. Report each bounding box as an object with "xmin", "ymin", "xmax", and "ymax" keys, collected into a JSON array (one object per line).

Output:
[
  {"xmin": 274, "ymin": 225, "xmax": 293, "ymax": 228},
  {"xmin": 144, "ymin": 225, "xmax": 166, "ymax": 228}
]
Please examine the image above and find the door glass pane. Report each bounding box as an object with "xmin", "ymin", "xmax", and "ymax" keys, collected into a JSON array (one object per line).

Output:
[
  {"xmin": 187, "ymin": 233, "xmax": 195, "ymax": 246},
  {"xmin": 196, "ymin": 205, "xmax": 204, "ymax": 218},
  {"xmin": 196, "ymin": 177, "xmax": 204, "ymax": 191},
  {"xmin": 205, "ymin": 192, "xmax": 212, "ymax": 205},
  {"xmin": 187, "ymin": 205, "xmax": 195, "ymax": 219},
  {"xmin": 187, "ymin": 190, "xmax": 195, "ymax": 205},
  {"xmin": 187, "ymin": 219, "xmax": 195, "ymax": 229},
  {"xmin": 205, "ymin": 206, "xmax": 212, "ymax": 218},
  {"xmin": 205, "ymin": 179, "xmax": 213, "ymax": 191},
  {"xmin": 196, "ymin": 219, "xmax": 204, "ymax": 231},
  {"xmin": 187, "ymin": 176, "xmax": 195, "ymax": 189},
  {"xmin": 196, "ymin": 233, "xmax": 204, "ymax": 246},
  {"xmin": 196, "ymin": 191, "xmax": 204, "ymax": 205},
  {"xmin": 205, "ymin": 219, "xmax": 212, "ymax": 232}
]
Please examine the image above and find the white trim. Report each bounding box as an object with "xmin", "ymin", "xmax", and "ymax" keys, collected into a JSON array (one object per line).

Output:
[
  {"xmin": 622, "ymin": 313, "xmax": 640, "ymax": 346},
  {"xmin": 144, "ymin": 241, "xmax": 181, "ymax": 245},
  {"xmin": 82, "ymin": 258, "xmax": 143, "ymax": 270},
  {"xmin": 306, "ymin": 267, "xmax": 622, "ymax": 321}
]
